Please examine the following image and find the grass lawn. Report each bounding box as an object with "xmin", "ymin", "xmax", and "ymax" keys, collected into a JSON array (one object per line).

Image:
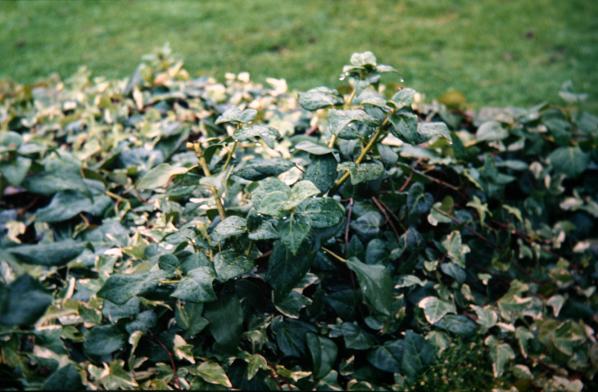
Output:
[{"xmin": 1, "ymin": 0, "xmax": 597, "ymax": 108}]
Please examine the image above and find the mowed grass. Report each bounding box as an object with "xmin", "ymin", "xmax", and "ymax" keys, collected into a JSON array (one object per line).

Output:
[{"xmin": 1, "ymin": 0, "xmax": 597, "ymax": 108}]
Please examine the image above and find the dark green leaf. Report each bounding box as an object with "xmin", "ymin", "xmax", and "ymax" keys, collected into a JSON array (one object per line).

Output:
[
  {"xmin": 307, "ymin": 333, "xmax": 338, "ymax": 379},
  {"xmin": 346, "ymin": 257, "xmax": 393, "ymax": 316},
  {"xmin": 267, "ymin": 241, "xmax": 314, "ymax": 298},
  {"xmin": 236, "ymin": 158, "xmax": 294, "ymax": 180},
  {"xmin": 42, "ymin": 364, "xmax": 83, "ymax": 391},
  {"xmin": 0, "ymin": 275, "xmax": 52, "ymax": 326},
  {"xmin": 137, "ymin": 163, "xmax": 187, "ymax": 190},
  {"xmin": 172, "ymin": 267, "xmax": 217, "ymax": 303},
  {"xmin": 84, "ymin": 325, "xmax": 125, "ymax": 356},
  {"xmin": 303, "ymin": 154, "xmax": 337, "ymax": 192},
  {"xmin": 278, "ymin": 214, "xmax": 311, "ymax": 255},
  {"xmin": 299, "ymin": 87, "xmax": 343, "ymax": 111},
  {"xmin": 297, "ymin": 197, "xmax": 345, "ymax": 229},
  {"xmin": 213, "ymin": 250, "xmax": 254, "ymax": 281},
  {"xmin": 548, "ymin": 146, "xmax": 590, "ymax": 177},
  {"xmin": 98, "ymin": 270, "xmax": 168, "ymax": 305},
  {"xmin": 212, "ymin": 216, "xmax": 247, "ymax": 242},
  {"xmin": 205, "ymin": 295, "xmax": 244, "ymax": 350},
  {"xmin": 8, "ymin": 240, "xmax": 85, "ymax": 267}
]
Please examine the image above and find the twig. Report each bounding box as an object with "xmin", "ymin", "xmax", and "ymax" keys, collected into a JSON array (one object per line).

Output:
[
  {"xmin": 344, "ymin": 198, "xmax": 356, "ymax": 288},
  {"xmin": 371, "ymin": 196, "xmax": 401, "ymax": 241},
  {"xmin": 400, "ymin": 163, "xmax": 463, "ymax": 194},
  {"xmin": 344, "ymin": 198, "xmax": 353, "ymax": 250},
  {"xmin": 398, "ymin": 172, "xmax": 414, "ymax": 193},
  {"xmin": 151, "ymin": 334, "xmax": 180, "ymax": 390},
  {"xmin": 432, "ymin": 207, "xmax": 493, "ymax": 245},
  {"xmin": 305, "ymin": 125, "xmax": 319, "ymax": 136}
]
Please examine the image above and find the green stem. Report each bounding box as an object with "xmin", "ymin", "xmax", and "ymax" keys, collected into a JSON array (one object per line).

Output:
[
  {"xmin": 210, "ymin": 186, "xmax": 226, "ymax": 220},
  {"xmin": 222, "ymin": 141, "xmax": 238, "ymax": 171},
  {"xmin": 322, "ymin": 247, "xmax": 347, "ymax": 263},
  {"xmin": 332, "ymin": 116, "xmax": 390, "ymax": 191}
]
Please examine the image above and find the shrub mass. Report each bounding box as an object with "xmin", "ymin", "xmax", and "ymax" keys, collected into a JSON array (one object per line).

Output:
[{"xmin": 0, "ymin": 48, "xmax": 597, "ymax": 391}]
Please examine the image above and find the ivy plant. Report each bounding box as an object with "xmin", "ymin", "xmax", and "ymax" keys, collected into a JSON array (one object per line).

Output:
[{"xmin": 0, "ymin": 47, "xmax": 597, "ymax": 391}]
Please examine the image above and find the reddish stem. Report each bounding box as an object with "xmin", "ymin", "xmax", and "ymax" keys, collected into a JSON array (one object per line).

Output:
[
  {"xmin": 344, "ymin": 198, "xmax": 353, "ymax": 249},
  {"xmin": 398, "ymin": 172, "xmax": 413, "ymax": 193},
  {"xmin": 371, "ymin": 196, "xmax": 401, "ymax": 241},
  {"xmin": 152, "ymin": 335, "xmax": 180, "ymax": 390}
]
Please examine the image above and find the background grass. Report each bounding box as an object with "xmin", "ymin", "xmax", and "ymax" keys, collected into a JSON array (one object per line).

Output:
[{"xmin": 1, "ymin": 0, "xmax": 597, "ymax": 108}]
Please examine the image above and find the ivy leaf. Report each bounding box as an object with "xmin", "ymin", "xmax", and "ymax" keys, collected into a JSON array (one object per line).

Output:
[
  {"xmin": 8, "ymin": 240, "xmax": 85, "ymax": 267},
  {"xmin": 476, "ymin": 121, "xmax": 508, "ymax": 141},
  {"xmin": 350, "ymin": 211, "xmax": 383, "ymax": 237},
  {"xmin": 391, "ymin": 88, "xmax": 416, "ymax": 109},
  {"xmin": 251, "ymin": 177, "xmax": 291, "ymax": 216},
  {"xmin": 195, "ymin": 362, "xmax": 232, "ymax": 388},
  {"xmin": 272, "ymin": 317, "xmax": 316, "ymax": 357},
  {"xmin": 400, "ymin": 331, "xmax": 436, "ymax": 379},
  {"xmin": 205, "ymin": 295, "xmax": 244, "ymax": 351},
  {"xmin": 278, "ymin": 214, "xmax": 311, "ymax": 255},
  {"xmin": 406, "ymin": 182, "xmax": 433, "ymax": 215},
  {"xmin": 212, "ymin": 216, "xmax": 247, "ymax": 242},
  {"xmin": 329, "ymin": 322, "xmax": 375, "ymax": 350},
  {"xmin": 286, "ymin": 180, "xmax": 320, "ymax": 208},
  {"xmin": 350, "ymin": 51, "xmax": 377, "ymax": 67},
  {"xmin": 354, "ymin": 88, "xmax": 389, "ymax": 109},
  {"xmin": 295, "ymin": 140, "xmax": 334, "ymax": 155},
  {"xmin": 236, "ymin": 158, "xmax": 294, "ymax": 180},
  {"xmin": 418, "ymin": 296, "xmax": 456, "ymax": 324},
  {"xmin": 435, "ymin": 314, "xmax": 477, "ymax": 337},
  {"xmin": 137, "ymin": 163, "xmax": 187, "ymax": 190},
  {"xmin": 88, "ymin": 360, "xmax": 138, "ymax": 389},
  {"xmin": 299, "ymin": 87, "xmax": 343, "ymax": 111},
  {"xmin": 274, "ymin": 290, "xmax": 312, "ymax": 319},
  {"xmin": 172, "ymin": 267, "xmax": 217, "ymax": 303},
  {"xmin": 417, "ymin": 122, "xmax": 450, "ymax": 141},
  {"xmin": 98, "ymin": 270, "xmax": 168, "ymax": 305},
  {"xmin": 213, "ymin": 250, "xmax": 254, "ymax": 281},
  {"xmin": 175, "ymin": 302, "xmax": 209, "ymax": 337},
  {"xmin": 304, "ymin": 155, "xmax": 338, "ymax": 192},
  {"xmin": 548, "ymin": 146, "xmax": 590, "ymax": 177},
  {"xmin": 36, "ymin": 188, "xmax": 112, "ymax": 222},
  {"xmin": 346, "ymin": 257, "xmax": 393, "ymax": 316},
  {"xmin": 0, "ymin": 156, "xmax": 31, "ymax": 186},
  {"xmin": 296, "ymin": 197, "xmax": 345, "ymax": 229},
  {"xmin": 466, "ymin": 195, "xmax": 491, "ymax": 225},
  {"xmin": 22, "ymin": 156, "xmax": 89, "ymax": 195},
  {"xmin": 0, "ymin": 275, "xmax": 52, "ymax": 326},
  {"xmin": 267, "ymin": 241, "xmax": 314, "ymax": 298},
  {"xmin": 368, "ymin": 340, "xmax": 404, "ymax": 373},
  {"xmin": 328, "ymin": 109, "xmax": 373, "ymax": 136},
  {"xmin": 234, "ymin": 125, "xmax": 280, "ymax": 148},
  {"xmin": 442, "ymin": 231, "xmax": 470, "ymax": 267},
  {"xmin": 215, "ymin": 107, "xmax": 257, "ymax": 125},
  {"xmin": 485, "ymin": 336, "xmax": 515, "ymax": 378},
  {"xmin": 389, "ymin": 110, "xmax": 421, "ymax": 144},
  {"xmin": 338, "ymin": 161, "xmax": 385, "ymax": 185},
  {"xmin": 243, "ymin": 353, "xmax": 269, "ymax": 380},
  {"xmin": 470, "ymin": 305, "xmax": 499, "ymax": 332},
  {"xmin": 42, "ymin": 364, "xmax": 83, "ymax": 391},
  {"xmin": 84, "ymin": 325, "xmax": 125, "ymax": 356},
  {"xmin": 306, "ymin": 333, "xmax": 338, "ymax": 379}
]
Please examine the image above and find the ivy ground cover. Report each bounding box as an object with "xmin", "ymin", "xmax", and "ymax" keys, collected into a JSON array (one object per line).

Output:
[{"xmin": 0, "ymin": 49, "xmax": 597, "ymax": 390}]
